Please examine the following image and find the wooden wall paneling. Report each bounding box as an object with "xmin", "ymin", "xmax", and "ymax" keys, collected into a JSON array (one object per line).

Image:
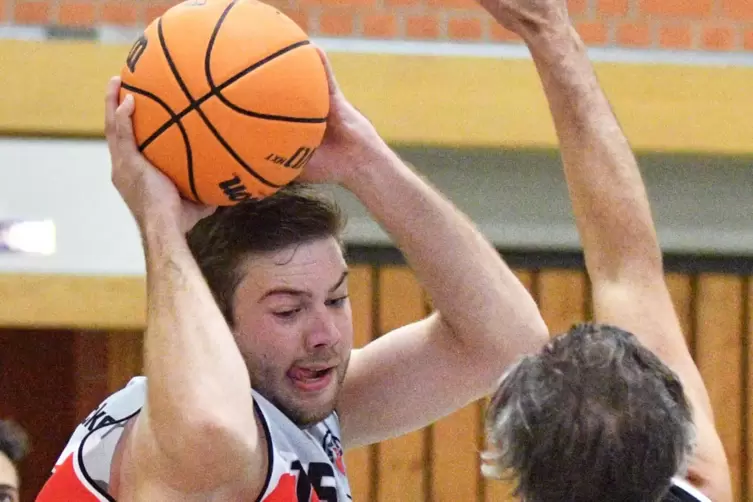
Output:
[
  {"xmin": 343, "ymin": 265, "xmax": 376, "ymax": 502},
  {"xmin": 746, "ymin": 277, "xmax": 752, "ymax": 501},
  {"xmin": 106, "ymin": 330, "xmax": 144, "ymax": 394},
  {"xmin": 376, "ymin": 266, "xmax": 428, "ymax": 502},
  {"xmin": 72, "ymin": 331, "xmax": 109, "ymax": 423},
  {"xmin": 665, "ymin": 273, "xmax": 695, "ymax": 349},
  {"xmin": 695, "ymin": 274, "xmax": 744, "ymax": 501},
  {"xmin": 431, "ymin": 393, "xmax": 479, "ymax": 502},
  {"xmin": 0, "ymin": 329, "xmax": 77, "ymax": 501},
  {"xmin": 537, "ymin": 269, "xmax": 587, "ymax": 336}
]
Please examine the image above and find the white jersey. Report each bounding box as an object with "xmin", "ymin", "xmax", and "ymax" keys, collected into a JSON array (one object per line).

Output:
[{"xmin": 36, "ymin": 376, "xmax": 353, "ymax": 502}]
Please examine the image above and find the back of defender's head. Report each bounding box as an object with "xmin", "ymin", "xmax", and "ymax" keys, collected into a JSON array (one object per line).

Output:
[
  {"xmin": 482, "ymin": 323, "xmax": 694, "ymax": 502},
  {"xmin": 186, "ymin": 183, "xmax": 345, "ymax": 326}
]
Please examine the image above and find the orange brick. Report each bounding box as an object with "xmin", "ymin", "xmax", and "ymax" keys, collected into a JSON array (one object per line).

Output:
[
  {"xmin": 362, "ymin": 13, "xmax": 398, "ymax": 38},
  {"xmin": 144, "ymin": 1, "xmax": 179, "ymax": 23},
  {"xmin": 658, "ymin": 23, "xmax": 693, "ymax": 48},
  {"xmin": 700, "ymin": 25, "xmax": 736, "ymax": 50},
  {"xmin": 598, "ymin": 0, "xmax": 629, "ymax": 15},
  {"xmin": 406, "ymin": 15, "xmax": 440, "ymax": 39},
  {"xmin": 616, "ymin": 21, "xmax": 652, "ymax": 46},
  {"xmin": 428, "ymin": 0, "xmax": 480, "ymax": 9},
  {"xmin": 385, "ymin": 0, "xmax": 421, "ymax": 6},
  {"xmin": 576, "ymin": 21, "xmax": 609, "ymax": 45},
  {"xmin": 57, "ymin": 1, "xmax": 96, "ymax": 26},
  {"xmin": 568, "ymin": 0, "xmax": 588, "ymax": 16},
  {"xmin": 100, "ymin": 1, "xmax": 138, "ymax": 25},
  {"xmin": 13, "ymin": 1, "xmax": 50, "ymax": 24},
  {"xmin": 448, "ymin": 16, "xmax": 483, "ymax": 40},
  {"xmin": 721, "ymin": 0, "xmax": 753, "ymax": 20},
  {"xmin": 640, "ymin": 0, "xmax": 712, "ymax": 18},
  {"xmin": 489, "ymin": 21, "xmax": 522, "ymax": 42},
  {"xmin": 278, "ymin": 9, "xmax": 308, "ymax": 31},
  {"xmin": 743, "ymin": 29, "xmax": 753, "ymax": 48},
  {"xmin": 319, "ymin": 11, "xmax": 354, "ymax": 36}
]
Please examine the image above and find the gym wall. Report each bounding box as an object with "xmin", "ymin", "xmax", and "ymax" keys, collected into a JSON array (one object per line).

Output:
[{"xmin": 0, "ymin": 0, "xmax": 751, "ymax": 500}]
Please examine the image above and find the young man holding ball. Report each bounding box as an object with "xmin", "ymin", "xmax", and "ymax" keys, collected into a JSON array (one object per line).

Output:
[
  {"xmin": 475, "ymin": 0, "xmax": 732, "ymax": 500},
  {"xmin": 37, "ymin": 49, "xmax": 549, "ymax": 501}
]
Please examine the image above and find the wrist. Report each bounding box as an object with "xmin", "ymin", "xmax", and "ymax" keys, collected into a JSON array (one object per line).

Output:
[
  {"xmin": 337, "ymin": 142, "xmax": 402, "ymax": 192},
  {"xmin": 139, "ymin": 204, "xmax": 185, "ymax": 247},
  {"xmin": 523, "ymin": 22, "xmax": 584, "ymax": 60}
]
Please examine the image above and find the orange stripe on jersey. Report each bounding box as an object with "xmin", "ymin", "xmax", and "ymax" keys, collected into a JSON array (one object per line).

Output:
[
  {"xmin": 264, "ymin": 472, "xmax": 321, "ymax": 502},
  {"xmin": 36, "ymin": 454, "xmax": 103, "ymax": 502}
]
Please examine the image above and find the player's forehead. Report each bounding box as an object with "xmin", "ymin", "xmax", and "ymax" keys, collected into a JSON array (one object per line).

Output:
[{"xmin": 236, "ymin": 238, "xmax": 348, "ymax": 296}]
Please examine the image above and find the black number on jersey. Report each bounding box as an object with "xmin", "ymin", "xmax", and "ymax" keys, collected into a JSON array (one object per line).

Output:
[{"xmin": 290, "ymin": 460, "xmax": 338, "ymax": 502}]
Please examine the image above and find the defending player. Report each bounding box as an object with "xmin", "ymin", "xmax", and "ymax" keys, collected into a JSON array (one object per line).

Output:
[{"xmin": 478, "ymin": 0, "xmax": 732, "ymax": 500}]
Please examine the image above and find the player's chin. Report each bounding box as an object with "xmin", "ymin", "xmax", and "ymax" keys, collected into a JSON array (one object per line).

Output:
[{"xmin": 287, "ymin": 381, "xmax": 340, "ymax": 426}]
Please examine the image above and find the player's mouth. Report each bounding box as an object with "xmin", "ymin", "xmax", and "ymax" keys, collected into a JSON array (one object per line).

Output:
[{"xmin": 287, "ymin": 364, "xmax": 336, "ymax": 392}]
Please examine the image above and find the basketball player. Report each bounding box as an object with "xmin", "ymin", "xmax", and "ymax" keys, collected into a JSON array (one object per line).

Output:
[
  {"xmin": 36, "ymin": 49, "xmax": 549, "ymax": 501},
  {"xmin": 0, "ymin": 420, "xmax": 29, "ymax": 502},
  {"xmin": 477, "ymin": 0, "xmax": 732, "ymax": 501}
]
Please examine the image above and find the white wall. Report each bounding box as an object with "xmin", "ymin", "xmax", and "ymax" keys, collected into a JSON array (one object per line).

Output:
[
  {"xmin": 0, "ymin": 137, "xmax": 751, "ymax": 276},
  {"xmin": 0, "ymin": 137, "xmax": 145, "ymax": 274}
]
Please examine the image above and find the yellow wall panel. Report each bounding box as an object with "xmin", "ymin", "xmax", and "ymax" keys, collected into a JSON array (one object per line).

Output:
[{"xmin": 2, "ymin": 40, "xmax": 752, "ymax": 154}]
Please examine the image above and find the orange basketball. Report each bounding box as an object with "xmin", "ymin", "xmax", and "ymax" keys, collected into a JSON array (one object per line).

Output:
[{"xmin": 119, "ymin": 0, "xmax": 329, "ymax": 205}]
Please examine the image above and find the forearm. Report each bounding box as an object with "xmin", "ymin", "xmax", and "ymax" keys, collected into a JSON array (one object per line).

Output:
[
  {"xmin": 141, "ymin": 217, "xmax": 256, "ymax": 466},
  {"xmin": 342, "ymin": 147, "xmax": 546, "ymax": 352},
  {"xmin": 526, "ymin": 27, "xmax": 662, "ymax": 279}
]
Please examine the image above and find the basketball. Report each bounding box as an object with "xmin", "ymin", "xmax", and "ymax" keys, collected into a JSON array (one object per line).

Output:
[{"xmin": 119, "ymin": 0, "xmax": 330, "ymax": 205}]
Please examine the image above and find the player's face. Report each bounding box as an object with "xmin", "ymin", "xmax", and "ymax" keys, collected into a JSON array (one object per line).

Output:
[
  {"xmin": 233, "ymin": 237, "xmax": 354, "ymax": 426},
  {"xmin": 0, "ymin": 453, "xmax": 19, "ymax": 502}
]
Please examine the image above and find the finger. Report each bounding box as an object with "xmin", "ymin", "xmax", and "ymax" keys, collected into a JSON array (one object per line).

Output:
[
  {"xmin": 104, "ymin": 76, "xmax": 122, "ymax": 145},
  {"xmin": 312, "ymin": 45, "xmax": 340, "ymax": 98},
  {"xmin": 114, "ymin": 94, "xmax": 138, "ymax": 154}
]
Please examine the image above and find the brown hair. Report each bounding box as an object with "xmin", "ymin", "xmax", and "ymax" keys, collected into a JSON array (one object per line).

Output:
[
  {"xmin": 186, "ymin": 183, "xmax": 345, "ymax": 326},
  {"xmin": 483, "ymin": 323, "xmax": 694, "ymax": 502}
]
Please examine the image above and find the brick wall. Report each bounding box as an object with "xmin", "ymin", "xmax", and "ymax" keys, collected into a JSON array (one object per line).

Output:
[{"xmin": 6, "ymin": 0, "xmax": 753, "ymax": 51}]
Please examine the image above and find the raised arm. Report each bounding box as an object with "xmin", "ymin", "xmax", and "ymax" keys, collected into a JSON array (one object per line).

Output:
[
  {"xmin": 474, "ymin": 1, "xmax": 730, "ymax": 497},
  {"xmin": 105, "ymin": 78, "xmax": 266, "ymax": 498},
  {"xmin": 301, "ymin": 50, "xmax": 549, "ymax": 447}
]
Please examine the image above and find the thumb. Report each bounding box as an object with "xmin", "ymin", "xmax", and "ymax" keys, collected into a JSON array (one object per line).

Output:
[{"xmin": 313, "ymin": 45, "xmax": 340, "ymax": 99}]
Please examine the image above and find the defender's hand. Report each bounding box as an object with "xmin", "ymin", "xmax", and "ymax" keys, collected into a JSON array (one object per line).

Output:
[{"xmin": 475, "ymin": 0, "xmax": 571, "ymax": 40}]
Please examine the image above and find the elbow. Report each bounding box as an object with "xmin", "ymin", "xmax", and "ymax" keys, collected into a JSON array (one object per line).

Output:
[
  {"xmin": 184, "ymin": 402, "xmax": 260, "ymax": 455},
  {"xmin": 182, "ymin": 411, "xmax": 261, "ymax": 485},
  {"xmin": 150, "ymin": 402, "xmax": 261, "ymax": 485},
  {"xmin": 189, "ymin": 410, "xmax": 259, "ymax": 450}
]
